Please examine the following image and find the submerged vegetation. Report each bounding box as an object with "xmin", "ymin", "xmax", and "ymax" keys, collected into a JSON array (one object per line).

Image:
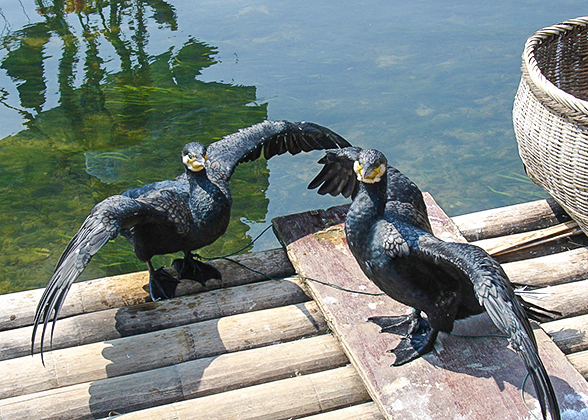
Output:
[
  {"xmin": 0, "ymin": 0, "xmax": 270, "ymax": 293},
  {"xmin": 0, "ymin": 0, "xmax": 554, "ymax": 295}
]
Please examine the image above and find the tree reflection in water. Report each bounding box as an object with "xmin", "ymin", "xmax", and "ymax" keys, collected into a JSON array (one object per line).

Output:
[{"xmin": 0, "ymin": 0, "xmax": 270, "ymax": 293}]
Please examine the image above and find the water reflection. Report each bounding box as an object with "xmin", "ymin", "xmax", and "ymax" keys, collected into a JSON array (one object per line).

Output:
[{"xmin": 0, "ymin": 0, "xmax": 269, "ymax": 293}]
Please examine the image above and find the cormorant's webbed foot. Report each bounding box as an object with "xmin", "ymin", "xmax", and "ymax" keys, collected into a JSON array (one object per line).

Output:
[
  {"xmin": 172, "ymin": 252, "xmax": 221, "ymax": 286},
  {"xmin": 368, "ymin": 310, "xmax": 439, "ymax": 366},
  {"xmin": 147, "ymin": 261, "xmax": 180, "ymax": 301},
  {"xmin": 390, "ymin": 325, "xmax": 439, "ymax": 366},
  {"xmin": 368, "ymin": 309, "xmax": 425, "ymax": 336}
]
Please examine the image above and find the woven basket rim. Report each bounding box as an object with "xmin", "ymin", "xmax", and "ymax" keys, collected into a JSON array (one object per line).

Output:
[{"xmin": 523, "ymin": 16, "xmax": 588, "ymax": 116}]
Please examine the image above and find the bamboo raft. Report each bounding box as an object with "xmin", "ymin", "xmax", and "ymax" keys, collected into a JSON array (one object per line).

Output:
[{"xmin": 2, "ymin": 196, "xmax": 588, "ymax": 419}]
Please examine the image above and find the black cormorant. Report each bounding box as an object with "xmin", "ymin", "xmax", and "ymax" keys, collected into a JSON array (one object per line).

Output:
[
  {"xmin": 308, "ymin": 147, "xmax": 560, "ymax": 420},
  {"xmin": 32, "ymin": 120, "xmax": 351, "ymax": 358}
]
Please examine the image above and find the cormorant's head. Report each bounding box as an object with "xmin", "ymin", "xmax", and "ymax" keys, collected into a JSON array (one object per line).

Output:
[
  {"xmin": 182, "ymin": 142, "xmax": 208, "ymax": 172},
  {"xmin": 353, "ymin": 149, "xmax": 387, "ymax": 184}
]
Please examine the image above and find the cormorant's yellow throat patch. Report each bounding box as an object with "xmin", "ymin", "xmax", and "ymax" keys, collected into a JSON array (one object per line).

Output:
[
  {"xmin": 183, "ymin": 153, "xmax": 206, "ymax": 172},
  {"xmin": 354, "ymin": 161, "xmax": 386, "ymax": 183}
]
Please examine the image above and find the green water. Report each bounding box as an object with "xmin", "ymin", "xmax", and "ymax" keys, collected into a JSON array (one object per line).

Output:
[{"xmin": 0, "ymin": 1, "xmax": 585, "ymax": 294}]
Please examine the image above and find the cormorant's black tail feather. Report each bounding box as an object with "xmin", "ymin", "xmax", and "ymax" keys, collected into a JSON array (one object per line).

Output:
[{"xmin": 519, "ymin": 333, "xmax": 561, "ymax": 420}]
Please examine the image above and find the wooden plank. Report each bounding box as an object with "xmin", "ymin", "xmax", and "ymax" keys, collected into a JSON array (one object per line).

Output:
[
  {"xmin": 272, "ymin": 194, "xmax": 588, "ymax": 419},
  {"xmin": 299, "ymin": 402, "xmax": 384, "ymax": 420},
  {"xmin": 0, "ymin": 301, "xmax": 327, "ymax": 399},
  {"xmin": 452, "ymin": 198, "xmax": 570, "ymax": 241},
  {"xmin": 542, "ymin": 314, "xmax": 588, "ymax": 354},
  {"xmin": 0, "ymin": 334, "xmax": 349, "ymax": 420},
  {"xmin": 99, "ymin": 365, "xmax": 369, "ymax": 420},
  {"xmin": 0, "ymin": 277, "xmax": 309, "ymax": 361},
  {"xmin": 0, "ymin": 248, "xmax": 294, "ymax": 331}
]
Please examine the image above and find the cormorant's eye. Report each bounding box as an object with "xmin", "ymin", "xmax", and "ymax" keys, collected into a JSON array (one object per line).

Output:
[{"xmin": 187, "ymin": 153, "xmax": 193, "ymax": 160}]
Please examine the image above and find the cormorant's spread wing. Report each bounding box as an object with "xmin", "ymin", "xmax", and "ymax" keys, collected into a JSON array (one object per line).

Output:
[
  {"xmin": 32, "ymin": 190, "xmax": 191, "ymax": 361},
  {"xmin": 123, "ymin": 179, "xmax": 188, "ymax": 200},
  {"xmin": 414, "ymin": 237, "xmax": 560, "ymax": 420},
  {"xmin": 206, "ymin": 120, "xmax": 352, "ymax": 181},
  {"xmin": 307, "ymin": 147, "xmax": 363, "ymax": 198}
]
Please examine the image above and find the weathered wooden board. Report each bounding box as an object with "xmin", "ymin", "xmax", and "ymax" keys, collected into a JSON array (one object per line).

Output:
[
  {"xmin": 0, "ymin": 248, "xmax": 294, "ymax": 332},
  {"xmin": 0, "ymin": 301, "xmax": 327, "ymax": 399},
  {"xmin": 0, "ymin": 277, "xmax": 309, "ymax": 361},
  {"xmin": 105, "ymin": 365, "xmax": 369, "ymax": 420},
  {"xmin": 0, "ymin": 334, "xmax": 348, "ymax": 420},
  {"xmin": 272, "ymin": 194, "xmax": 588, "ymax": 419}
]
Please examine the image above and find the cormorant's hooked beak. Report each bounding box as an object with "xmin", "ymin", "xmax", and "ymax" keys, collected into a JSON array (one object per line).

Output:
[
  {"xmin": 183, "ymin": 154, "xmax": 207, "ymax": 172},
  {"xmin": 353, "ymin": 161, "xmax": 386, "ymax": 183}
]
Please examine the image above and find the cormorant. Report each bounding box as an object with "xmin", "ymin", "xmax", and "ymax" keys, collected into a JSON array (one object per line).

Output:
[
  {"xmin": 308, "ymin": 147, "xmax": 560, "ymax": 420},
  {"xmin": 32, "ymin": 120, "xmax": 351, "ymax": 359}
]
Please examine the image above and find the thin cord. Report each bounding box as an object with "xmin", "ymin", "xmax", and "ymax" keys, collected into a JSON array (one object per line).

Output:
[
  {"xmin": 520, "ymin": 372, "xmax": 541, "ymax": 420},
  {"xmin": 450, "ymin": 333, "xmax": 509, "ymax": 339},
  {"xmin": 198, "ymin": 224, "xmax": 385, "ymax": 296},
  {"xmin": 298, "ymin": 276, "xmax": 385, "ymax": 296},
  {"xmin": 199, "ymin": 224, "xmax": 275, "ymax": 261}
]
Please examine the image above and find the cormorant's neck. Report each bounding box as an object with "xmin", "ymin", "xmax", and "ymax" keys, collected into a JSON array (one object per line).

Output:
[
  {"xmin": 186, "ymin": 169, "xmax": 208, "ymax": 188},
  {"xmin": 186, "ymin": 169, "xmax": 230, "ymax": 203},
  {"xmin": 348, "ymin": 177, "xmax": 388, "ymax": 222}
]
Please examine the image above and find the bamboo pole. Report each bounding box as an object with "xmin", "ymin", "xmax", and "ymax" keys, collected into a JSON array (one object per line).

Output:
[
  {"xmin": 0, "ymin": 248, "xmax": 294, "ymax": 332},
  {"xmin": 0, "ymin": 301, "xmax": 327, "ymax": 399},
  {"xmin": 499, "ymin": 247, "xmax": 588, "ymax": 288},
  {"xmin": 517, "ymin": 279, "xmax": 588, "ymax": 320},
  {"xmin": 99, "ymin": 365, "xmax": 368, "ymax": 420},
  {"xmin": 451, "ymin": 198, "xmax": 570, "ymax": 241},
  {"xmin": 0, "ymin": 335, "xmax": 350, "ymax": 420},
  {"xmin": 0, "ymin": 277, "xmax": 309, "ymax": 361},
  {"xmin": 299, "ymin": 402, "xmax": 384, "ymax": 419},
  {"xmin": 542, "ymin": 314, "xmax": 588, "ymax": 354},
  {"xmin": 566, "ymin": 350, "xmax": 588, "ymax": 380}
]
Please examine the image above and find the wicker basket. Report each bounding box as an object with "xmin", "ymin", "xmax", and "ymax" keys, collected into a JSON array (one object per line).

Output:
[{"xmin": 513, "ymin": 16, "xmax": 588, "ymax": 235}]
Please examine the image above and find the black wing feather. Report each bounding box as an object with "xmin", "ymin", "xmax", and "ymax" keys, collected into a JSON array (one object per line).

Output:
[
  {"xmin": 32, "ymin": 196, "xmax": 126, "ymax": 361},
  {"xmin": 32, "ymin": 191, "xmax": 191, "ymax": 362},
  {"xmin": 308, "ymin": 147, "xmax": 362, "ymax": 198},
  {"xmin": 206, "ymin": 120, "xmax": 351, "ymax": 182}
]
